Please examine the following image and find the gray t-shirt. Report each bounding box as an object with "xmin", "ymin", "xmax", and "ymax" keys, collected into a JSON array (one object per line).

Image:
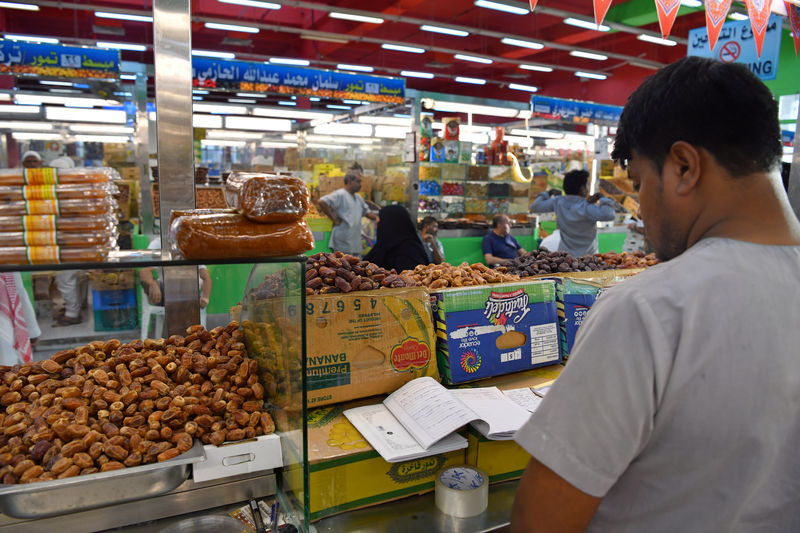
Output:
[
  {"xmin": 321, "ymin": 188, "xmax": 369, "ymax": 255},
  {"xmin": 515, "ymin": 238, "xmax": 800, "ymax": 532},
  {"xmin": 531, "ymin": 193, "xmax": 616, "ymax": 256}
]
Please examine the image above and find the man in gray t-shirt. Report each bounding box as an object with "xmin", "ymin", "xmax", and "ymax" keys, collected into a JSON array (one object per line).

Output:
[
  {"xmin": 512, "ymin": 57, "xmax": 800, "ymax": 532},
  {"xmin": 317, "ymin": 172, "xmax": 377, "ymax": 257}
]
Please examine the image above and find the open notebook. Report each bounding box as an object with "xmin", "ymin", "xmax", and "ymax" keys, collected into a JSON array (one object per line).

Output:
[{"xmin": 344, "ymin": 377, "xmax": 536, "ymax": 462}]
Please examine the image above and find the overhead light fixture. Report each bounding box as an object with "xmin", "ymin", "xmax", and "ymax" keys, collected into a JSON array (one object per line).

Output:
[
  {"xmin": 433, "ymin": 100, "xmax": 524, "ymax": 118},
  {"xmin": 4, "ymin": 34, "xmax": 59, "ymax": 44},
  {"xmin": 305, "ymin": 134, "xmax": 376, "ymax": 145},
  {"xmin": 0, "ymin": 105, "xmax": 40, "ymax": 114},
  {"xmin": 563, "ymin": 17, "xmax": 610, "ymax": 31},
  {"xmin": 0, "ymin": 2, "xmax": 39, "ymax": 11},
  {"xmin": 357, "ymin": 116, "xmax": 412, "ymax": 126},
  {"xmin": 217, "ymin": 0, "xmax": 280, "ymax": 9},
  {"xmin": 509, "ymin": 128, "xmax": 563, "ymax": 138},
  {"xmin": 45, "ymin": 107, "xmax": 127, "ymax": 123},
  {"xmin": 520, "ymin": 64, "xmax": 553, "ymax": 72},
  {"xmin": 343, "ymin": 100, "xmax": 364, "ymax": 105},
  {"xmin": 74, "ymin": 134, "xmax": 131, "ymax": 143},
  {"xmin": 326, "ymin": 104, "xmax": 351, "ymax": 110},
  {"xmin": 260, "ymin": 141, "xmax": 296, "ymax": 148},
  {"xmin": 300, "ymin": 33, "xmax": 349, "ymax": 44},
  {"xmin": 374, "ymin": 125, "xmax": 411, "ymax": 139},
  {"xmin": 16, "ymin": 94, "xmax": 117, "ymax": 107},
  {"xmin": 313, "ymin": 123, "xmax": 373, "ymax": 137},
  {"xmin": 509, "ymin": 83, "xmax": 538, "ymax": 92},
  {"xmin": 235, "ymin": 92, "xmax": 262, "ymax": 98},
  {"xmin": 201, "ymin": 139, "xmax": 247, "ymax": 147},
  {"xmin": 278, "ymin": 101, "xmax": 296, "ymax": 106},
  {"xmin": 307, "ymin": 143, "xmax": 348, "ymax": 150},
  {"xmin": 193, "ymin": 90, "xmax": 209, "ymax": 95},
  {"xmin": 69, "ymin": 124, "xmax": 134, "ymax": 134},
  {"xmin": 0, "ymin": 121, "xmax": 53, "ymax": 130},
  {"xmin": 454, "ymin": 54, "xmax": 493, "ymax": 64},
  {"xmin": 382, "ymin": 43, "xmax": 426, "ymax": 54},
  {"xmin": 728, "ymin": 12, "xmax": 748, "ymax": 21},
  {"xmin": 206, "ymin": 129, "xmax": 264, "ymax": 139},
  {"xmin": 329, "ymin": 11, "xmax": 384, "ymax": 24},
  {"xmin": 637, "ymin": 34, "xmax": 677, "ymax": 46},
  {"xmin": 420, "ymin": 25, "xmax": 469, "ymax": 37},
  {"xmin": 501, "ymin": 37, "xmax": 544, "ymax": 50},
  {"xmin": 204, "ymin": 22, "xmax": 259, "ymax": 33},
  {"xmin": 191, "ymin": 50, "xmax": 236, "ymax": 59},
  {"xmin": 401, "ymin": 70, "xmax": 435, "ymax": 79},
  {"xmin": 119, "ymin": 74, "xmax": 138, "ymax": 80},
  {"xmin": 503, "ymin": 135, "xmax": 533, "ymax": 148},
  {"xmin": 455, "ymin": 76, "xmax": 487, "ymax": 85},
  {"xmin": 192, "ymin": 96, "xmax": 203, "ymax": 101},
  {"xmin": 228, "ymin": 98, "xmax": 256, "ymax": 104},
  {"xmin": 193, "ymin": 103, "xmax": 248, "ymax": 114},
  {"xmin": 193, "ymin": 114, "xmax": 223, "ymax": 128},
  {"xmin": 337, "ymin": 64, "xmax": 374, "ymax": 72},
  {"xmin": 269, "ymin": 57, "xmax": 310, "ymax": 66},
  {"xmin": 225, "ymin": 115, "xmax": 292, "ymax": 131},
  {"xmin": 570, "ymin": 50, "xmax": 608, "ymax": 61},
  {"xmin": 575, "ymin": 71, "xmax": 608, "ymax": 80},
  {"xmin": 94, "ymin": 11, "xmax": 152, "ymax": 23},
  {"xmin": 252, "ymin": 107, "xmax": 332, "ymax": 120},
  {"xmin": 680, "ymin": 0, "xmax": 702, "ymax": 7},
  {"xmin": 310, "ymin": 97, "xmax": 321, "ymax": 102},
  {"xmin": 49, "ymin": 89, "xmax": 81, "ymax": 94},
  {"xmin": 39, "ymin": 81, "xmax": 73, "ymax": 87},
  {"xmin": 474, "ymin": 0, "xmax": 529, "ymax": 15},
  {"xmin": 12, "ymin": 132, "xmax": 61, "ymax": 141},
  {"xmin": 96, "ymin": 41, "xmax": 147, "ymax": 52}
]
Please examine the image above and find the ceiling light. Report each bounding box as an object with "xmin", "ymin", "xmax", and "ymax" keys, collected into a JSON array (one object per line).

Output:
[
  {"xmin": 193, "ymin": 90, "xmax": 209, "ymax": 95},
  {"xmin": 40, "ymin": 81, "xmax": 73, "ymax": 87},
  {"xmin": 96, "ymin": 41, "xmax": 147, "ymax": 52},
  {"xmin": 12, "ymin": 132, "xmax": 61, "ymax": 141},
  {"xmin": 329, "ymin": 11, "xmax": 384, "ymax": 24},
  {"xmin": 300, "ymin": 33, "xmax": 349, "ymax": 44},
  {"xmin": 510, "ymin": 128, "xmax": 563, "ymax": 138},
  {"xmin": 228, "ymin": 99, "xmax": 255, "ymax": 104},
  {"xmin": 307, "ymin": 143, "xmax": 348, "ymax": 150},
  {"xmin": 520, "ymin": 64, "xmax": 553, "ymax": 72},
  {"xmin": 455, "ymin": 54, "xmax": 493, "ymax": 64},
  {"xmin": 201, "ymin": 139, "xmax": 247, "ymax": 147},
  {"xmin": 509, "ymin": 83, "xmax": 538, "ymax": 92},
  {"xmin": 69, "ymin": 124, "xmax": 134, "ymax": 134},
  {"xmin": 357, "ymin": 116, "xmax": 412, "ymax": 126},
  {"xmin": 337, "ymin": 64, "xmax": 373, "ymax": 72},
  {"xmin": 192, "ymin": 96, "xmax": 203, "ymax": 101},
  {"xmin": 401, "ymin": 70, "xmax": 435, "ymax": 79},
  {"xmin": 192, "ymin": 50, "xmax": 236, "ymax": 59},
  {"xmin": 49, "ymin": 89, "xmax": 81, "ymax": 94},
  {"xmin": 252, "ymin": 107, "xmax": 332, "ymax": 120},
  {"xmin": 204, "ymin": 22, "xmax": 259, "ymax": 33},
  {"xmin": 94, "ymin": 11, "xmax": 152, "ymax": 23},
  {"xmin": 0, "ymin": 121, "xmax": 53, "ymax": 130},
  {"xmin": 474, "ymin": 0, "xmax": 529, "ymax": 15},
  {"xmin": 194, "ymin": 103, "xmax": 248, "ymax": 114},
  {"xmin": 637, "ymin": 34, "xmax": 678, "ymax": 46},
  {"xmin": 4, "ymin": 34, "xmax": 58, "ymax": 44},
  {"xmin": 503, "ymin": 135, "xmax": 533, "ymax": 148},
  {"xmin": 74, "ymin": 134, "xmax": 131, "ymax": 143},
  {"xmin": 306, "ymin": 135, "xmax": 375, "ymax": 145},
  {"xmin": 207, "ymin": 130, "xmax": 264, "ymax": 139},
  {"xmin": 570, "ymin": 50, "xmax": 608, "ymax": 61},
  {"xmin": 432, "ymin": 101, "xmax": 523, "ymax": 118},
  {"xmin": 0, "ymin": 105, "xmax": 39, "ymax": 114},
  {"xmin": 374, "ymin": 125, "xmax": 411, "ymax": 139},
  {"xmin": 728, "ymin": 12, "xmax": 748, "ymax": 21},
  {"xmin": 217, "ymin": 0, "xmax": 280, "ymax": 9},
  {"xmin": 269, "ymin": 57, "xmax": 310, "ymax": 66},
  {"xmin": 455, "ymin": 76, "xmax": 486, "ymax": 85},
  {"xmin": 17, "ymin": 94, "xmax": 117, "ymax": 107},
  {"xmin": 235, "ymin": 92, "xmax": 262, "ymax": 98},
  {"xmin": 261, "ymin": 141, "xmax": 296, "ymax": 148},
  {"xmin": 563, "ymin": 17, "xmax": 610, "ymax": 31},
  {"xmin": 326, "ymin": 104, "xmax": 351, "ymax": 110},
  {"xmin": 193, "ymin": 114, "xmax": 223, "ymax": 128},
  {"xmin": 225, "ymin": 115, "xmax": 292, "ymax": 131},
  {"xmin": 314, "ymin": 123, "xmax": 374, "ymax": 137},
  {"xmin": 575, "ymin": 71, "xmax": 608, "ymax": 80},
  {"xmin": 0, "ymin": 2, "xmax": 38, "ymax": 11},
  {"xmin": 278, "ymin": 101, "xmax": 296, "ymax": 106},
  {"xmin": 45, "ymin": 107, "xmax": 127, "ymax": 123},
  {"xmin": 680, "ymin": 0, "xmax": 702, "ymax": 7},
  {"xmin": 420, "ymin": 25, "xmax": 469, "ymax": 37},
  {"xmin": 310, "ymin": 97, "xmax": 321, "ymax": 102},
  {"xmin": 119, "ymin": 74, "xmax": 138, "ymax": 80},
  {"xmin": 501, "ymin": 37, "xmax": 544, "ymax": 50},
  {"xmin": 382, "ymin": 43, "xmax": 426, "ymax": 54},
  {"xmin": 343, "ymin": 100, "xmax": 364, "ymax": 105}
]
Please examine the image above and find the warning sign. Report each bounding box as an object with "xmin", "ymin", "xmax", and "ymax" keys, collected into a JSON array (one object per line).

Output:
[{"xmin": 719, "ymin": 41, "xmax": 740, "ymax": 62}]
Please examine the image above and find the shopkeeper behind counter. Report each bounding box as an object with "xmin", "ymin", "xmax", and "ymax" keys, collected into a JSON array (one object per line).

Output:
[
  {"xmin": 482, "ymin": 214, "xmax": 526, "ymax": 265},
  {"xmin": 316, "ymin": 171, "xmax": 378, "ymax": 257}
]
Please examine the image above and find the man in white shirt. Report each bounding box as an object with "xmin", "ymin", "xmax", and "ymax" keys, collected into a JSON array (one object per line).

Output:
[
  {"xmin": 316, "ymin": 172, "xmax": 378, "ymax": 257},
  {"xmin": 512, "ymin": 57, "xmax": 800, "ymax": 532}
]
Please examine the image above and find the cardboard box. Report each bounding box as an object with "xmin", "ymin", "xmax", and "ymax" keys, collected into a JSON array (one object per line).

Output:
[
  {"xmin": 192, "ymin": 434, "xmax": 283, "ymax": 483},
  {"xmin": 432, "ymin": 280, "xmax": 561, "ymax": 385},
  {"xmin": 306, "ymin": 400, "xmax": 465, "ymax": 521},
  {"xmin": 305, "ymin": 288, "xmax": 438, "ymax": 407}
]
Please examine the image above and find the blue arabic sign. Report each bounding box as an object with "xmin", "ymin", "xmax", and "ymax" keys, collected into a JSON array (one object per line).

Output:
[
  {"xmin": 0, "ymin": 40, "xmax": 119, "ymax": 79},
  {"xmin": 192, "ymin": 57, "xmax": 405, "ymax": 104},
  {"xmin": 530, "ymin": 96, "xmax": 623, "ymax": 124},
  {"xmin": 687, "ymin": 15, "xmax": 782, "ymax": 81}
]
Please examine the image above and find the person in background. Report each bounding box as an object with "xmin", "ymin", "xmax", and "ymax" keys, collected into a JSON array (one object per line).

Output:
[
  {"xmin": 21, "ymin": 151, "xmax": 42, "ymax": 169},
  {"xmin": 0, "ymin": 273, "xmax": 40, "ymax": 365},
  {"xmin": 531, "ymin": 170, "xmax": 616, "ymax": 256},
  {"xmin": 511, "ymin": 57, "xmax": 800, "ymax": 532},
  {"xmin": 364, "ymin": 205, "xmax": 429, "ymax": 272},
  {"xmin": 349, "ymin": 162, "xmax": 364, "ymax": 178},
  {"xmin": 140, "ymin": 237, "xmax": 212, "ymax": 310},
  {"xmin": 482, "ymin": 214, "xmax": 526, "ymax": 265},
  {"xmin": 316, "ymin": 171, "xmax": 378, "ymax": 257},
  {"xmin": 419, "ymin": 216, "xmax": 445, "ymax": 264}
]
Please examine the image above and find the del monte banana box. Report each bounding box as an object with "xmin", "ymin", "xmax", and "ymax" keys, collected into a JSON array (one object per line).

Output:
[
  {"xmin": 432, "ymin": 280, "xmax": 560, "ymax": 385},
  {"xmin": 306, "ymin": 400, "xmax": 464, "ymax": 521},
  {"xmin": 306, "ymin": 287, "xmax": 437, "ymax": 407}
]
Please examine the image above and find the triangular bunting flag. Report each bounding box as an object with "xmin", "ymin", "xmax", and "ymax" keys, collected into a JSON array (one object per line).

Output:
[
  {"xmin": 529, "ymin": 0, "xmax": 539, "ymax": 10},
  {"xmin": 705, "ymin": 0, "xmax": 732, "ymax": 51},
  {"xmin": 593, "ymin": 0, "xmax": 613, "ymax": 27},
  {"xmin": 744, "ymin": 0, "xmax": 772, "ymax": 57},
  {"xmin": 787, "ymin": 2, "xmax": 800, "ymax": 56},
  {"xmin": 654, "ymin": 0, "xmax": 682, "ymax": 39}
]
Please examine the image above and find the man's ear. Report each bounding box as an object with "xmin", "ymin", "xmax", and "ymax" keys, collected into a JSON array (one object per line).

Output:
[{"xmin": 667, "ymin": 141, "xmax": 701, "ymax": 196}]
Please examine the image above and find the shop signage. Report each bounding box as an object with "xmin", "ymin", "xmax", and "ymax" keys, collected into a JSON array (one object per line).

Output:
[
  {"xmin": 192, "ymin": 57, "xmax": 405, "ymax": 104},
  {"xmin": 0, "ymin": 40, "xmax": 119, "ymax": 79},
  {"xmin": 687, "ymin": 15, "xmax": 782, "ymax": 81},
  {"xmin": 530, "ymin": 95, "xmax": 623, "ymax": 124}
]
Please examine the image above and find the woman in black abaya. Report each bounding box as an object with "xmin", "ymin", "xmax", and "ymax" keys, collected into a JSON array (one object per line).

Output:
[{"xmin": 364, "ymin": 205, "xmax": 430, "ymax": 273}]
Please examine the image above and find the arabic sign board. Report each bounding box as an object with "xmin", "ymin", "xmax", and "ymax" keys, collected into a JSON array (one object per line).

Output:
[
  {"xmin": 0, "ymin": 40, "xmax": 119, "ymax": 80},
  {"xmin": 192, "ymin": 57, "xmax": 405, "ymax": 104},
  {"xmin": 687, "ymin": 15, "xmax": 782, "ymax": 81},
  {"xmin": 530, "ymin": 95, "xmax": 623, "ymax": 124}
]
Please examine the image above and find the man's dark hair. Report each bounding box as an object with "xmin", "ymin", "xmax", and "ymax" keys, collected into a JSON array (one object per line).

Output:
[
  {"xmin": 420, "ymin": 216, "xmax": 437, "ymax": 230},
  {"xmin": 612, "ymin": 56, "xmax": 782, "ymax": 176},
  {"xmin": 349, "ymin": 162, "xmax": 363, "ymax": 172},
  {"xmin": 563, "ymin": 170, "xmax": 589, "ymax": 196},
  {"xmin": 491, "ymin": 215, "xmax": 507, "ymax": 228},
  {"xmin": 343, "ymin": 172, "xmax": 359, "ymax": 184}
]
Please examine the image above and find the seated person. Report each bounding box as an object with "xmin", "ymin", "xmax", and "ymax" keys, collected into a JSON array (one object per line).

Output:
[
  {"xmin": 139, "ymin": 237, "xmax": 211, "ymax": 310},
  {"xmin": 419, "ymin": 216, "xmax": 445, "ymax": 264},
  {"xmin": 531, "ymin": 169, "xmax": 616, "ymax": 256},
  {"xmin": 482, "ymin": 215, "xmax": 526, "ymax": 265},
  {"xmin": 364, "ymin": 205, "xmax": 429, "ymax": 273}
]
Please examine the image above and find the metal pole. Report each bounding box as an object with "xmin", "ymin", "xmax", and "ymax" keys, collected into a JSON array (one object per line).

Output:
[
  {"xmin": 153, "ymin": 0, "xmax": 200, "ymax": 334},
  {"xmin": 788, "ymin": 111, "xmax": 800, "ymax": 222},
  {"xmin": 134, "ymin": 72, "xmax": 154, "ymax": 236},
  {"xmin": 408, "ymin": 96, "xmax": 420, "ymax": 221}
]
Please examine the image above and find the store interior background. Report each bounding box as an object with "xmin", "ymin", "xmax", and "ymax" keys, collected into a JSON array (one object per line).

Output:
[{"xmin": 0, "ymin": 0, "xmax": 798, "ymax": 356}]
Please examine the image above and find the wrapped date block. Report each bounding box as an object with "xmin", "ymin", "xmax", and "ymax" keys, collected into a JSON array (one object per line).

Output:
[{"xmin": 224, "ymin": 172, "xmax": 309, "ymax": 223}]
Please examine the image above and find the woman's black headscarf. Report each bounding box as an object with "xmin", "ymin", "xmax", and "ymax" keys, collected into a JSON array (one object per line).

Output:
[{"xmin": 364, "ymin": 205, "xmax": 429, "ymax": 273}]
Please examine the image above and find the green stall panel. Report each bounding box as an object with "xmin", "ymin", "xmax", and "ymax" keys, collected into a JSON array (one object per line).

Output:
[
  {"xmin": 598, "ymin": 232, "xmax": 627, "ymax": 254},
  {"xmin": 440, "ymin": 237, "xmax": 486, "ymax": 265},
  {"xmin": 206, "ymin": 263, "xmax": 254, "ymax": 315}
]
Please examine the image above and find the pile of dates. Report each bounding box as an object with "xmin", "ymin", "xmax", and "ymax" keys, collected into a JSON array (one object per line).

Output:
[
  {"xmin": 503, "ymin": 250, "xmax": 611, "ymax": 277},
  {"xmin": 305, "ymin": 252, "xmax": 416, "ymax": 295}
]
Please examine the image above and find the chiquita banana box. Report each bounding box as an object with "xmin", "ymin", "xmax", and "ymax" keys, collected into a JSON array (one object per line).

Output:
[
  {"xmin": 305, "ymin": 287, "xmax": 438, "ymax": 406},
  {"xmin": 432, "ymin": 280, "xmax": 561, "ymax": 385}
]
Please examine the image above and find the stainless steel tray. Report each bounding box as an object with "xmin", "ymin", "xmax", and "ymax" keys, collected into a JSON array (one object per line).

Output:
[{"xmin": 0, "ymin": 440, "xmax": 205, "ymax": 519}]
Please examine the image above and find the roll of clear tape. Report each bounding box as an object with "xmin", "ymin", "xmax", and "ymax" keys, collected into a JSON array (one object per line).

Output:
[{"xmin": 435, "ymin": 465, "xmax": 489, "ymax": 518}]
